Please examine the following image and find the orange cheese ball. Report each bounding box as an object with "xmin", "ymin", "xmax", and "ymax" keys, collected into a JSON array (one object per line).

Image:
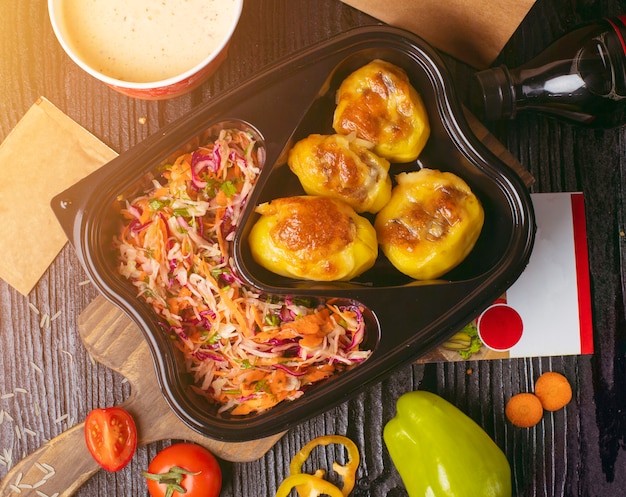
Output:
[
  {"xmin": 534, "ymin": 372, "xmax": 573, "ymax": 411},
  {"xmin": 505, "ymin": 393, "xmax": 544, "ymax": 428}
]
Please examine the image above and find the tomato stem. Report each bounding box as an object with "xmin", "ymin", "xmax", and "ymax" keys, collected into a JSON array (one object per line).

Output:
[{"xmin": 143, "ymin": 466, "xmax": 200, "ymax": 497}]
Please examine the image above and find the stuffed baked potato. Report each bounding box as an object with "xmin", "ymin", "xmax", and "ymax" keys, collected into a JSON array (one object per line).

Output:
[
  {"xmin": 287, "ymin": 133, "xmax": 392, "ymax": 214},
  {"xmin": 249, "ymin": 195, "xmax": 378, "ymax": 281},
  {"xmin": 333, "ymin": 59, "xmax": 430, "ymax": 163},
  {"xmin": 374, "ymin": 168, "xmax": 484, "ymax": 280}
]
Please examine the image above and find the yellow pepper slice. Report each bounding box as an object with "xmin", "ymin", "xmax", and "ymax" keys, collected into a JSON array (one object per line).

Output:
[
  {"xmin": 275, "ymin": 474, "xmax": 344, "ymax": 497},
  {"xmin": 289, "ymin": 435, "xmax": 360, "ymax": 497}
]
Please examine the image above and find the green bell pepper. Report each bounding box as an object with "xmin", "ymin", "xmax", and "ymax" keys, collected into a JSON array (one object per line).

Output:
[{"xmin": 383, "ymin": 390, "xmax": 512, "ymax": 497}]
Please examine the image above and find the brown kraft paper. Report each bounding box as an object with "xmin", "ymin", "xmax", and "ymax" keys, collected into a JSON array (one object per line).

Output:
[{"xmin": 340, "ymin": 0, "xmax": 536, "ymax": 68}]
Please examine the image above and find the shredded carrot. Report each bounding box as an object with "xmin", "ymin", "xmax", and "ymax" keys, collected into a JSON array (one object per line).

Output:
[
  {"xmin": 250, "ymin": 304, "xmax": 266, "ymax": 331},
  {"xmin": 214, "ymin": 206, "xmax": 229, "ymax": 258},
  {"xmin": 115, "ymin": 128, "xmax": 372, "ymax": 416}
]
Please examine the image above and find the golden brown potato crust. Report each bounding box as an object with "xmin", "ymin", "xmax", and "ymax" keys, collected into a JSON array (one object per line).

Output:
[
  {"xmin": 270, "ymin": 195, "xmax": 354, "ymax": 254},
  {"xmin": 288, "ymin": 133, "xmax": 391, "ymax": 213},
  {"xmin": 375, "ymin": 169, "xmax": 484, "ymax": 280},
  {"xmin": 249, "ymin": 196, "xmax": 378, "ymax": 281},
  {"xmin": 333, "ymin": 59, "xmax": 430, "ymax": 163}
]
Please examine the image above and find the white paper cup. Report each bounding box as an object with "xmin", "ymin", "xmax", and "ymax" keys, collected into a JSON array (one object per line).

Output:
[{"xmin": 48, "ymin": 0, "xmax": 243, "ymax": 100}]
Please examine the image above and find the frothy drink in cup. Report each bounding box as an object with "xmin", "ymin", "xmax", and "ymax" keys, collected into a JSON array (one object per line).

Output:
[{"xmin": 49, "ymin": 0, "xmax": 242, "ymax": 98}]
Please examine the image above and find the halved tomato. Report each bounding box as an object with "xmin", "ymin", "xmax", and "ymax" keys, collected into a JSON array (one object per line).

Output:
[{"xmin": 84, "ymin": 406, "xmax": 138, "ymax": 472}]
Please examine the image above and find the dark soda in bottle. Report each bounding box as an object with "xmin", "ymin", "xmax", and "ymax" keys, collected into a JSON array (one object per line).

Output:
[{"xmin": 472, "ymin": 16, "xmax": 626, "ymax": 128}]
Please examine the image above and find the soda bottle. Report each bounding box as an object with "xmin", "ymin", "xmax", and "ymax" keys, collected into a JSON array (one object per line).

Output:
[{"xmin": 472, "ymin": 16, "xmax": 626, "ymax": 128}]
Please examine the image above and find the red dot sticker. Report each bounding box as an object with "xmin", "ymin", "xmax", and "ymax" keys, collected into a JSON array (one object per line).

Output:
[{"xmin": 477, "ymin": 303, "xmax": 524, "ymax": 351}]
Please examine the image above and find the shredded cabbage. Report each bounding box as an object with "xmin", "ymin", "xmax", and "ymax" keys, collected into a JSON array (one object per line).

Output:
[{"xmin": 115, "ymin": 128, "xmax": 371, "ymax": 416}]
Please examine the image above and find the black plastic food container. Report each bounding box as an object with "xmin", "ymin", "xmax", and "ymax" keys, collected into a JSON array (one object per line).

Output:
[{"xmin": 51, "ymin": 26, "xmax": 536, "ymax": 442}]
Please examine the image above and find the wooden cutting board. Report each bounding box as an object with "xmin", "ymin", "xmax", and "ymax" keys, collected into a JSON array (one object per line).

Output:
[{"xmin": 0, "ymin": 296, "xmax": 284, "ymax": 497}]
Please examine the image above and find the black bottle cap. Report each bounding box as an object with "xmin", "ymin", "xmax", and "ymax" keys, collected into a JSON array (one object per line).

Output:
[{"xmin": 474, "ymin": 66, "xmax": 515, "ymax": 121}]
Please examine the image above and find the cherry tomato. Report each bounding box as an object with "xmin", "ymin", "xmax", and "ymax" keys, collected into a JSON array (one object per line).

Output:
[
  {"xmin": 144, "ymin": 443, "xmax": 222, "ymax": 497},
  {"xmin": 84, "ymin": 406, "xmax": 137, "ymax": 472}
]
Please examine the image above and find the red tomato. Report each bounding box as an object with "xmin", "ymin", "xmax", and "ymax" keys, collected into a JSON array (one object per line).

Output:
[
  {"xmin": 84, "ymin": 406, "xmax": 137, "ymax": 472},
  {"xmin": 144, "ymin": 443, "xmax": 222, "ymax": 497}
]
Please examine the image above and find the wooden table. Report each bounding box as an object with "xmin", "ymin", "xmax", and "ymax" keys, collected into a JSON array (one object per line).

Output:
[{"xmin": 1, "ymin": 1, "xmax": 625, "ymax": 496}]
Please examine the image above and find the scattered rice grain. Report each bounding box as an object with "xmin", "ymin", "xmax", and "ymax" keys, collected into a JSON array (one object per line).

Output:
[
  {"xmin": 32, "ymin": 480, "xmax": 47, "ymax": 489},
  {"xmin": 89, "ymin": 355, "xmax": 95, "ymax": 366},
  {"xmin": 50, "ymin": 310, "xmax": 62, "ymax": 321},
  {"xmin": 0, "ymin": 409, "xmax": 4, "ymax": 424},
  {"xmin": 14, "ymin": 472, "xmax": 22, "ymax": 486},
  {"xmin": 42, "ymin": 463, "xmax": 55, "ymax": 474},
  {"xmin": 4, "ymin": 410, "xmax": 14, "ymax": 422},
  {"xmin": 39, "ymin": 313, "xmax": 50, "ymax": 330},
  {"xmin": 15, "ymin": 425, "xmax": 21, "ymax": 439},
  {"xmin": 14, "ymin": 388, "xmax": 28, "ymax": 394},
  {"xmin": 54, "ymin": 414, "xmax": 68, "ymax": 424},
  {"xmin": 4, "ymin": 447, "xmax": 13, "ymax": 466},
  {"xmin": 28, "ymin": 302, "xmax": 40, "ymax": 315},
  {"xmin": 9, "ymin": 484, "xmax": 21, "ymax": 493},
  {"xmin": 30, "ymin": 361, "xmax": 43, "ymax": 374},
  {"xmin": 17, "ymin": 483, "xmax": 32, "ymax": 489},
  {"xmin": 35, "ymin": 490, "xmax": 49, "ymax": 497},
  {"xmin": 23, "ymin": 427, "xmax": 37, "ymax": 437},
  {"xmin": 78, "ymin": 279, "xmax": 91, "ymax": 286},
  {"xmin": 1, "ymin": 392, "xmax": 15, "ymax": 399}
]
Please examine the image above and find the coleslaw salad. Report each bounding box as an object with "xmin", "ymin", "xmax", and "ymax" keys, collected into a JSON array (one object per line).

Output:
[{"xmin": 115, "ymin": 127, "xmax": 371, "ymax": 415}]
